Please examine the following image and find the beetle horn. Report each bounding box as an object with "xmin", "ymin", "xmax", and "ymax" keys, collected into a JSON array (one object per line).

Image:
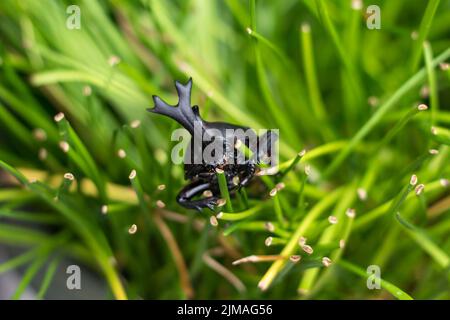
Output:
[{"xmin": 147, "ymin": 78, "xmax": 201, "ymax": 134}]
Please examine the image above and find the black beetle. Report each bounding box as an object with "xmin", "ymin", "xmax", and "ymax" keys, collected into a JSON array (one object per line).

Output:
[{"xmin": 147, "ymin": 78, "xmax": 277, "ymax": 211}]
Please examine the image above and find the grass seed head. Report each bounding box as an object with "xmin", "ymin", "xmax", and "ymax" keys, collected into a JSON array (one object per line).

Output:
[
  {"xmin": 59, "ymin": 141, "xmax": 70, "ymax": 153},
  {"xmin": 233, "ymin": 255, "xmax": 257, "ymax": 266},
  {"xmin": 82, "ymin": 85, "xmax": 92, "ymax": 96},
  {"xmin": 297, "ymin": 288, "xmax": 308, "ymax": 296},
  {"xmin": 54, "ymin": 112, "xmax": 65, "ymax": 122},
  {"xmin": 256, "ymin": 167, "xmax": 279, "ymax": 176},
  {"xmin": 275, "ymin": 182, "xmax": 285, "ymax": 191},
  {"xmin": 215, "ymin": 168, "xmax": 224, "ymax": 174},
  {"xmin": 265, "ymin": 237, "xmax": 273, "ymax": 247},
  {"xmin": 217, "ymin": 198, "xmax": 226, "ymax": 207},
  {"xmin": 301, "ymin": 244, "xmax": 314, "ymax": 255},
  {"xmin": 109, "ymin": 256, "xmax": 117, "ymax": 267},
  {"xmin": 269, "ymin": 188, "xmax": 278, "ymax": 197},
  {"xmin": 304, "ymin": 164, "xmax": 311, "ymax": 176},
  {"xmin": 209, "ymin": 215, "xmax": 218, "ymax": 227},
  {"xmin": 301, "ymin": 23, "xmax": 310, "ymax": 33},
  {"xmin": 157, "ymin": 184, "xmax": 166, "ymax": 191},
  {"xmin": 258, "ymin": 279, "xmax": 268, "ymax": 292},
  {"xmin": 156, "ymin": 200, "xmax": 166, "ymax": 208},
  {"xmin": 264, "ymin": 222, "xmax": 275, "ymax": 232},
  {"xmin": 428, "ymin": 149, "xmax": 439, "ymax": 155},
  {"xmin": 232, "ymin": 176, "xmax": 240, "ymax": 186},
  {"xmin": 322, "ymin": 257, "xmax": 332, "ymax": 267},
  {"xmin": 129, "ymin": 169, "xmax": 137, "ymax": 180},
  {"xmin": 203, "ymin": 190, "xmax": 213, "ymax": 197},
  {"xmin": 108, "ymin": 55, "xmax": 121, "ymax": 66},
  {"xmin": 339, "ymin": 239, "xmax": 346, "ymax": 249},
  {"xmin": 130, "ymin": 119, "xmax": 141, "ymax": 128},
  {"xmin": 357, "ymin": 187, "xmax": 367, "ymax": 201},
  {"xmin": 328, "ymin": 215, "xmax": 338, "ymax": 224},
  {"xmin": 420, "ymin": 85, "xmax": 430, "ymax": 98},
  {"xmin": 417, "ymin": 103, "xmax": 428, "ymax": 111},
  {"xmin": 101, "ymin": 205, "xmax": 108, "ymax": 215},
  {"xmin": 290, "ymin": 255, "xmax": 301, "ymax": 263},
  {"xmin": 154, "ymin": 148, "xmax": 168, "ymax": 164},
  {"xmin": 440, "ymin": 178, "xmax": 449, "ymax": 187},
  {"xmin": 440, "ymin": 63, "xmax": 450, "ymax": 70},
  {"xmin": 38, "ymin": 148, "xmax": 48, "ymax": 160},
  {"xmin": 410, "ymin": 174, "xmax": 418, "ymax": 186},
  {"xmin": 346, "ymin": 208, "xmax": 356, "ymax": 219},
  {"xmin": 298, "ymin": 236, "xmax": 307, "ymax": 246},
  {"xmin": 351, "ymin": 0, "xmax": 363, "ymax": 10},
  {"xmin": 128, "ymin": 224, "xmax": 137, "ymax": 234},
  {"xmin": 246, "ymin": 27, "xmax": 253, "ymax": 35},
  {"xmin": 298, "ymin": 149, "xmax": 307, "ymax": 157},
  {"xmin": 33, "ymin": 128, "xmax": 47, "ymax": 141},
  {"xmin": 431, "ymin": 127, "xmax": 438, "ymax": 135},
  {"xmin": 368, "ymin": 96, "xmax": 379, "ymax": 107},
  {"xmin": 64, "ymin": 172, "xmax": 74, "ymax": 181},
  {"xmin": 415, "ymin": 184, "xmax": 425, "ymax": 195},
  {"xmin": 117, "ymin": 149, "xmax": 127, "ymax": 158}
]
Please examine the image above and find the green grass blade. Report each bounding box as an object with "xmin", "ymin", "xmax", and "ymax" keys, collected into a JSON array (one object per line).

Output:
[
  {"xmin": 0, "ymin": 102, "xmax": 33, "ymax": 149},
  {"xmin": 218, "ymin": 204, "xmax": 263, "ymax": 221},
  {"xmin": 249, "ymin": 0, "xmax": 301, "ymax": 148},
  {"xmin": 314, "ymin": 0, "xmax": 363, "ymax": 107},
  {"xmin": 0, "ymin": 248, "xmax": 38, "ymax": 274},
  {"xmin": 11, "ymin": 255, "xmax": 47, "ymax": 300},
  {"xmin": 324, "ymin": 48, "xmax": 450, "ymax": 177},
  {"xmin": 338, "ymin": 260, "xmax": 413, "ymax": 300},
  {"xmin": 247, "ymin": 29, "xmax": 291, "ymax": 67},
  {"xmin": 410, "ymin": 0, "xmax": 441, "ymax": 72},
  {"xmin": 216, "ymin": 169, "xmax": 233, "ymax": 212},
  {"xmin": 37, "ymin": 256, "xmax": 60, "ymax": 299},
  {"xmin": 56, "ymin": 116, "xmax": 106, "ymax": 200},
  {"xmin": 0, "ymin": 209, "xmax": 61, "ymax": 225},
  {"xmin": 354, "ymin": 180, "xmax": 443, "ymax": 230},
  {"xmin": 395, "ymin": 212, "xmax": 449, "ymax": 269},
  {"xmin": 373, "ymin": 104, "xmax": 427, "ymax": 153},
  {"xmin": 299, "ymin": 23, "xmax": 334, "ymax": 141},
  {"xmin": 423, "ymin": 42, "xmax": 439, "ymax": 126}
]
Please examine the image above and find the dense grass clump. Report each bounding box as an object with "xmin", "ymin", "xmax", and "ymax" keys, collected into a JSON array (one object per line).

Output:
[{"xmin": 0, "ymin": 0, "xmax": 449, "ymax": 299}]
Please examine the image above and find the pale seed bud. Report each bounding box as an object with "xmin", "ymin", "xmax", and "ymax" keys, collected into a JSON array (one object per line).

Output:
[{"xmin": 128, "ymin": 224, "xmax": 137, "ymax": 234}]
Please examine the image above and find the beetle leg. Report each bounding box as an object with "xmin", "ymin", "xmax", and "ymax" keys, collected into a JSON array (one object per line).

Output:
[
  {"xmin": 240, "ymin": 163, "xmax": 256, "ymax": 187},
  {"xmin": 176, "ymin": 180, "xmax": 219, "ymax": 211}
]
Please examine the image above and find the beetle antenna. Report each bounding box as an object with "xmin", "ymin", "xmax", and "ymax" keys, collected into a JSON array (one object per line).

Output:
[{"xmin": 147, "ymin": 78, "xmax": 201, "ymax": 134}]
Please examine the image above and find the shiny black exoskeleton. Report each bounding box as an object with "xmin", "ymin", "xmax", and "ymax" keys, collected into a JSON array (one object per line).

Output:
[{"xmin": 147, "ymin": 78, "xmax": 277, "ymax": 211}]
